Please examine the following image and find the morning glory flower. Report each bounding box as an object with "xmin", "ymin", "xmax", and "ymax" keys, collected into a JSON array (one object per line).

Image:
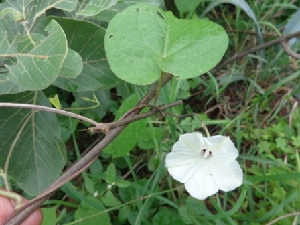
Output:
[{"xmin": 165, "ymin": 132, "xmax": 243, "ymax": 200}]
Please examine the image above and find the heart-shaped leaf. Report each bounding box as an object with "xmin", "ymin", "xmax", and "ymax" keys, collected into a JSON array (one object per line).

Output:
[{"xmin": 104, "ymin": 3, "xmax": 228, "ymax": 85}]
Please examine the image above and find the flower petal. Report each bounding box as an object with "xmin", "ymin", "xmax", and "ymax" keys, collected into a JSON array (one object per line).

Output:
[
  {"xmin": 167, "ymin": 158, "xmax": 207, "ymax": 183},
  {"xmin": 175, "ymin": 132, "xmax": 205, "ymax": 154},
  {"xmin": 207, "ymin": 136, "xmax": 238, "ymax": 159},
  {"xmin": 210, "ymin": 158, "xmax": 243, "ymax": 192},
  {"xmin": 165, "ymin": 133, "xmax": 206, "ymax": 169},
  {"xmin": 184, "ymin": 162, "xmax": 219, "ymax": 200},
  {"xmin": 165, "ymin": 132, "xmax": 243, "ymax": 200}
]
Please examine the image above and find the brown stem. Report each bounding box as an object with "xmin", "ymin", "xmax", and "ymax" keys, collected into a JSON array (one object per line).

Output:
[
  {"xmin": 281, "ymin": 39, "xmax": 300, "ymax": 60},
  {"xmin": 0, "ymin": 103, "xmax": 99, "ymax": 126},
  {"xmin": 213, "ymin": 30, "xmax": 300, "ymax": 73},
  {"xmin": 4, "ymin": 73, "xmax": 174, "ymax": 225},
  {"xmin": 89, "ymin": 102, "xmax": 179, "ymax": 133}
]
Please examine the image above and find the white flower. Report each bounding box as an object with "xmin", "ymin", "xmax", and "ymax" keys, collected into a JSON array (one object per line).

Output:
[{"xmin": 165, "ymin": 132, "xmax": 243, "ymax": 200}]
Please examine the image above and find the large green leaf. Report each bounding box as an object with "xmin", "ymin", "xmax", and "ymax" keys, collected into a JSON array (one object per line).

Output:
[
  {"xmin": 104, "ymin": 94, "xmax": 147, "ymax": 157},
  {"xmin": 0, "ymin": 20, "xmax": 68, "ymax": 90},
  {"xmin": 104, "ymin": 3, "xmax": 228, "ymax": 85},
  {"xmin": 77, "ymin": 0, "xmax": 118, "ymax": 17},
  {"xmin": 0, "ymin": 0, "xmax": 81, "ymax": 93},
  {"xmin": 51, "ymin": 17, "xmax": 119, "ymax": 92},
  {"xmin": 0, "ymin": 40, "xmax": 81, "ymax": 94},
  {"xmin": 0, "ymin": 75, "xmax": 25, "ymax": 94},
  {"xmin": 58, "ymin": 49, "xmax": 83, "ymax": 78},
  {"xmin": 0, "ymin": 91, "xmax": 66, "ymax": 195}
]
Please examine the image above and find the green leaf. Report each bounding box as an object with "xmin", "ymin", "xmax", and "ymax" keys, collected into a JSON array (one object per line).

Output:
[
  {"xmin": 0, "ymin": 6, "xmax": 68, "ymax": 83},
  {"xmin": 118, "ymin": 186, "xmax": 135, "ymax": 202},
  {"xmin": 175, "ymin": 0, "xmax": 202, "ymax": 17},
  {"xmin": 147, "ymin": 154, "xmax": 160, "ymax": 172},
  {"xmin": 105, "ymin": 163, "xmax": 116, "ymax": 184},
  {"xmin": 178, "ymin": 206, "xmax": 193, "ymax": 224},
  {"xmin": 104, "ymin": 3, "xmax": 228, "ymax": 85},
  {"xmin": 75, "ymin": 197, "xmax": 112, "ymax": 225},
  {"xmin": 58, "ymin": 48, "xmax": 82, "ymax": 78},
  {"xmin": 0, "ymin": 74, "xmax": 24, "ymax": 94},
  {"xmin": 73, "ymin": 90, "xmax": 112, "ymax": 119},
  {"xmin": 115, "ymin": 179, "xmax": 130, "ymax": 188},
  {"xmin": 77, "ymin": 0, "xmax": 118, "ymax": 17},
  {"xmin": 0, "ymin": 0, "xmax": 77, "ymax": 37},
  {"xmin": 50, "ymin": 17, "xmax": 119, "ymax": 92},
  {"xmin": 85, "ymin": 0, "xmax": 165, "ymax": 22},
  {"xmin": 83, "ymin": 174, "xmax": 95, "ymax": 194},
  {"xmin": 104, "ymin": 94, "xmax": 148, "ymax": 157},
  {"xmin": 17, "ymin": 34, "xmax": 45, "ymax": 53},
  {"xmin": 41, "ymin": 206, "xmax": 58, "ymax": 225},
  {"xmin": 0, "ymin": 91, "xmax": 66, "ymax": 195},
  {"xmin": 118, "ymin": 205, "xmax": 131, "ymax": 223},
  {"xmin": 138, "ymin": 127, "xmax": 164, "ymax": 150},
  {"xmin": 0, "ymin": 20, "xmax": 68, "ymax": 90},
  {"xmin": 102, "ymin": 190, "xmax": 121, "ymax": 207},
  {"xmin": 0, "ymin": 7, "xmax": 23, "ymax": 21},
  {"xmin": 0, "ymin": 0, "xmax": 77, "ymax": 23},
  {"xmin": 49, "ymin": 94, "xmax": 62, "ymax": 109},
  {"xmin": 89, "ymin": 159, "xmax": 103, "ymax": 175},
  {"xmin": 154, "ymin": 208, "xmax": 185, "ymax": 225}
]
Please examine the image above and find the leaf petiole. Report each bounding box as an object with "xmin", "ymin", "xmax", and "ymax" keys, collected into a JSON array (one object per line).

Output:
[
  {"xmin": 0, "ymin": 189, "xmax": 22, "ymax": 209},
  {"xmin": 0, "ymin": 169, "xmax": 22, "ymax": 208}
]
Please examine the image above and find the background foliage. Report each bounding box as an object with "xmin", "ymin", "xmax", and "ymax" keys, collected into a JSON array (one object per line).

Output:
[{"xmin": 1, "ymin": 0, "xmax": 300, "ymax": 224}]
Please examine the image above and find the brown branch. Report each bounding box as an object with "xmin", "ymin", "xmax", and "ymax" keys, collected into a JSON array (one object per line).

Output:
[
  {"xmin": 212, "ymin": 30, "xmax": 300, "ymax": 73},
  {"xmin": 266, "ymin": 212, "xmax": 300, "ymax": 225},
  {"xmin": 0, "ymin": 101, "xmax": 182, "ymax": 134},
  {"xmin": 0, "ymin": 103, "xmax": 99, "ymax": 126},
  {"xmin": 281, "ymin": 39, "xmax": 300, "ymax": 60},
  {"xmin": 4, "ymin": 73, "xmax": 174, "ymax": 225},
  {"xmin": 88, "ymin": 102, "xmax": 179, "ymax": 133}
]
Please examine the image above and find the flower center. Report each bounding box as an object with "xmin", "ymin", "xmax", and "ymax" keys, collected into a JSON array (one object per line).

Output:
[{"xmin": 202, "ymin": 149, "xmax": 212, "ymax": 158}]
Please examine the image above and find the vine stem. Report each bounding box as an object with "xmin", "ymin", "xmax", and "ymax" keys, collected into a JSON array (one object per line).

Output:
[
  {"xmin": 0, "ymin": 101, "xmax": 182, "ymax": 133},
  {"xmin": 0, "ymin": 103, "xmax": 99, "ymax": 126},
  {"xmin": 4, "ymin": 73, "xmax": 174, "ymax": 225},
  {"xmin": 212, "ymin": 30, "xmax": 300, "ymax": 73},
  {"xmin": 154, "ymin": 72, "xmax": 164, "ymax": 106}
]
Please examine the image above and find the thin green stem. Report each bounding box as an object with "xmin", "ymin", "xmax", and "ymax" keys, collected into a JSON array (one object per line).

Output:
[{"xmin": 154, "ymin": 72, "xmax": 166, "ymax": 106}]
